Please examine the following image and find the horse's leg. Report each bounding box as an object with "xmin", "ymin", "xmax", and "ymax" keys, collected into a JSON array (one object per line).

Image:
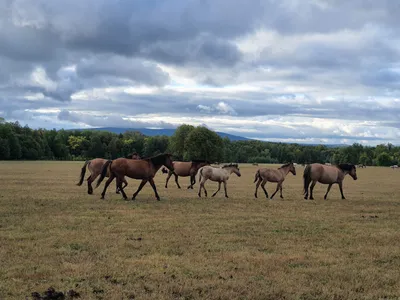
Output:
[
  {"xmin": 165, "ymin": 172, "xmax": 172, "ymax": 188},
  {"xmin": 187, "ymin": 175, "xmax": 195, "ymax": 189},
  {"xmin": 198, "ymin": 179, "xmax": 207, "ymax": 197},
  {"xmin": 120, "ymin": 177, "xmax": 128, "ymax": 191},
  {"xmin": 254, "ymin": 178, "xmax": 262, "ymax": 198},
  {"xmin": 279, "ymin": 184, "xmax": 284, "ymax": 199},
  {"xmin": 190, "ymin": 175, "xmax": 195, "ymax": 189},
  {"xmin": 270, "ymin": 183, "xmax": 281, "ymax": 199},
  {"xmin": 174, "ymin": 174, "xmax": 181, "ymax": 189},
  {"xmin": 148, "ymin": 178, "xmax": 161, "ymax": 201},
  {"xmin": 100, "ymin": 174, "xmax": 115, "ymax": 200},
  {"xmin": 338, "ymin": 181, "xmax": 346, "ymax": 199},
  {"xmin": 132, "ymin": 179, "xmax": 148, "ymax": 200},
  {"xmin": 261, "ymin": 180, "xmax": 269, "ymax": 199},
  {"xmin": 223, "ymin": 181, "xmax": 228, "ymax": 198},
  {"xmin": 116, "ymin": 176, "xmax": 128, "ymax": 200},
  {"xmin": 212, "ymin": 182, "xmax": 221, "ymax": 197},
  {"xmin": 309, "ymin": 180, "xmax": 317, "ymax": 200},
  {"xmin": 324, "ymin": 184, "xmax": 333, "ymax": 200},
  {"xmin": 86, "ymin": 175, "xmax": 93, "ymax": 194},
  {"xmin": 115, "ymin": 179, "xmax": 120, "ymax": 194}
]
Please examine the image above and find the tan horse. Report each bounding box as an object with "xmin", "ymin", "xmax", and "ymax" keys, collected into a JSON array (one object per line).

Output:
[
  {"xmin": 95, "ymin": 153, "xmax": 174, "ymax": 201},
  {"xmin": 303, "ymin": 163, "xmax": 357, "ymax": 200},
  {"xmin": 76, "ymin": 153, "xmax": 140, "ymax": 194},
  {"xmin": 197, "ymin": 163, "xmax": 241, "ymax": 198},
  {"xmin": 165, "ymin": 160, "xmax": 210, "ymax": 189},
  {"xmin": 253, "ymin": 162, "xmax": 296, "ymax": 199}
]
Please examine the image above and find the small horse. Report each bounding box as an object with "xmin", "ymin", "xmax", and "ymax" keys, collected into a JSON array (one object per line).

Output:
[
  {"xmin": 303, "ymin": 163, "xmax": 357, "ymax": 200},
  {"xmin": 253, "ymin": 162, "xmax": 296, "ymax": 199},
  {"xmin": 357, "ymin": 164, "xmax": 366, "ymax": 168},
  {"xmin": 165, "ymin": 160, "xmax": 210, "ymax": 189},
  {"xmin": 390, "ymin": 165, "xmax": 398, "ymax": 169},
  {"xmin": 197, "ymin": 163, "xmax": 241, "ymax": 198},
  {"xmin": 95, "ymin": 153, "xmax": 174, "ymax": 201},
  {"xmin": 76, "ymin": 152, "xmax": 141, "ymax": 194}
]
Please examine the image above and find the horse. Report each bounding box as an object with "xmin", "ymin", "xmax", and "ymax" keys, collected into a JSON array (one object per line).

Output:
[
  {"xmin": 253, "ymin": 162, "xmax": 296, "ymax": 199},
  {"xmin": 390, "ymin": 165, "xmax": 398, "ymax": 169},
  {"xmin": 95, "ymin": 153, "xmax": 174, "ymax": 201},
  {"xmin": 76, "ymin": 153, "xmax": 141, "ymax": 195},
  {"xmin": 197, "ymin": 163, "xmax": 241, "ymax": 198},
  {"xmin": 164, "ymin": 160, "xmax": 210, "ymax": 189},
  {"xmin": 357, "ymin": 164, "xmax": 366, "ymax": 168},
  {"xmin": 303, "ymin": 163, "xmax": 357, "ymax": 200}
]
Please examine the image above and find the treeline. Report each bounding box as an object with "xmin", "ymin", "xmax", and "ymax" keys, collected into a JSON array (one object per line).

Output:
[{"xmin": 0, "ymin": 120, "xmax": 399, "ymax": 166}]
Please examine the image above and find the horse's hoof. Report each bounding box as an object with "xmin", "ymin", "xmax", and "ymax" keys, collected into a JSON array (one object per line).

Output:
[
  {"xmin": 342, "ymin": 197, "xmax": 346, "ymax": 200},
  {"xmin": 310, "ymin": 197, "xmax": 314, "ymax": 200}
]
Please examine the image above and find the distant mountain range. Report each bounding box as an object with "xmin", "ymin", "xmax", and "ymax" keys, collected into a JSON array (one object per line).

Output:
[{"xmin": 73, "ymin": 127, "xmax": 347, "ymax": 147}]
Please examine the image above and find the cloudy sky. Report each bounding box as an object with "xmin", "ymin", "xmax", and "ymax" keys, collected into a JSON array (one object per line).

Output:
[{"xmin": 1, "ymin": 0, "xmax": 400, "ymax": 145}]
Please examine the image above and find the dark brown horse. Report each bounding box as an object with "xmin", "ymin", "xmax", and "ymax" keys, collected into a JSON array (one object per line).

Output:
[
  {"xmin": 76, "ymin": 153, "xmax": 140, "ymax": 194},
  {"xmin": 303, "ymin": 163, "xmax": 357, "ymax": 200},
  {"xmin": 164, "ymin": 160, "xmax": 210, "ymax": 189},
  {"xmin": 254, "ymin": 162, "xmax": 296, "ymax": 199},
  {"xmin": 95, "ymin": 153, "xmax": 174, "ymax": 201}
]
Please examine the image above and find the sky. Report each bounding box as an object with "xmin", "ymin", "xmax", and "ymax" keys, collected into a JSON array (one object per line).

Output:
[{"xmin": 1, "ymin": 0, "xmax": 400, "ymax": 146}]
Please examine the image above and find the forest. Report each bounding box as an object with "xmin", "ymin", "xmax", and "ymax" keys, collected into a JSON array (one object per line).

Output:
[{"xmin": 0, "ymin": 119, "xmax": 398, "ymax": 166}]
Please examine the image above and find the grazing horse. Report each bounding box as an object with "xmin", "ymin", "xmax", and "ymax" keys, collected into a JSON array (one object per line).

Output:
[
  {"xmin": 197, "ymin": 163, "xmax": 241, "ymax": 198},
  {"xmin": 303, "ymin": 163, "xmax": 357, "ymax": 200},
  {"xmin": 95, "ymin": 153, "xmax": 174, "ymax": 201},
  {"xmin": 253, "ymin": 162, "xmax": 296, "ymax": 199},
  {"xmin": 76, "ymin": 153, "xmax": 140, "ymax": 195},
  {"xmin": 165, "ymin": 160, "xmax": 210, "ymax": 189}
]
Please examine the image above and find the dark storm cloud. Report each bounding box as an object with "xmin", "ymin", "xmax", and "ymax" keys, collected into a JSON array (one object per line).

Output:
[
  {"xmin": 57, "ymin": 109, "xmax": 177, "ymax": 129},
  {"xmin": 1, "ymin": 0, "xmax": 400, "ymax": 144},
  {"xmin": 76, "ymin": 55, "xmax": 170, "ymax": 86}
]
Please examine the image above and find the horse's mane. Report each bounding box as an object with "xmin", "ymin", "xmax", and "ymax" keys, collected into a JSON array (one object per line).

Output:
[
  {"xmin": 279, "ymin": 162, "xmax": 292, "ymax": 169},
  {"xmin": 143, "ymin": 153, "xmax": 171, "ymax": 165},
  {"xmin": 337, "ymin": 163, "xmax": 356, "ymax": 171},
  {"xmin": 222, "ymin": 163, "xmax": 238, "ymax": 168}
]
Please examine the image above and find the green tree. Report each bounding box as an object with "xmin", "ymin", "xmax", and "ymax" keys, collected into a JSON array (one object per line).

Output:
[
  {"xmin": 169, "ymin": 124, "xmax": 195, "ymax": 160},
  {"xmin": 143, "ymin": 136, "xmax": 169, "ymax": 157},
  {"xmin": 184, "ymin": 126, "xmax": 223, "ymax": 162},
  {"xmin": 359, "ymin": 152, "xmax": 371, "ymax": 165},
  {"xmin": 0, "ymin": 138, "xmax": 10, "ymax": 159},
  {"xmin": 377, "ymin": 152, "xmax": 393, "ymax": 166}
]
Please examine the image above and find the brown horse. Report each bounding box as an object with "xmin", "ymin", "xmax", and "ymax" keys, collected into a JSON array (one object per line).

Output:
[
  {"xmin": 165, "ymin": 160, "xmax": 210, "ymax": 189},
  {"xmin": 254, "ymin": 162, "xmax": 296, "ymax": 199},
  {"xmin": 76, "ymin": 153, "xmax": 140, "ymax": 194},
  {"xmin": 303, "ymin": 163, "xmax": 357, "ymax": 200},
  {"xmin": 197, "ymin": 163, "xmax": 241, "ymax": 198},
  {"xmin": 95, "ymin": 153, "xmax": 174, "ymax": 201}
]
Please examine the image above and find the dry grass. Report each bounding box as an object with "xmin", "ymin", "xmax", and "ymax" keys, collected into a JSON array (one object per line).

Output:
[{"xmin": 0, "ymin": 161, "xmax": 399, "ymax": 300}]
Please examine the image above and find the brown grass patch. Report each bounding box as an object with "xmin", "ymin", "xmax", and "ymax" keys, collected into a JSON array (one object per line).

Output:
[{"xmin": 0, "ymin": 161, "xmax": 399, "ymax": 299}]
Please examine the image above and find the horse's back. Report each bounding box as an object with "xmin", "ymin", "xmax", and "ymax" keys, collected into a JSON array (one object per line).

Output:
[
  {"xmin": 172, "ymin": 161, "xmax": 192, "ymax": 176},
  {"xmin": 89, "ymin": 158, "xmax": 108, "ymax": 172},
  {"xmin": 309, "ymin": 163, "xmax": 339, "ymax": 183}
]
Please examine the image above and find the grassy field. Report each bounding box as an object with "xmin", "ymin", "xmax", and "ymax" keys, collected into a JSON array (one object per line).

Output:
[{"xmin": 0, "ymin": 161, "xmax": 399, "ymax": 300}]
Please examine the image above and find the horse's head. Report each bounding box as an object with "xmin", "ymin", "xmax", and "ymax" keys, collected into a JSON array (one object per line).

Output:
[
  {"xmin": 131, "ymin": 152, "xmax": 140, "ymax": 160},
  {"xmin": 289, "ymin": 162, "xmax": 296, "ymax": 175},
  {"xmin": 349, "ymin": 165, "xmax": 357, "ymax": 180},
  {"xmin": 339, "ymin": 163, "xmax": 357, "ymax": 180},
  {"xmin": 163, "ymin": 153, "xmax": 174, "ymax": 171},
  {"xmin": 230, "ymin": 163, "xmax": 241, "ymax": 177}
]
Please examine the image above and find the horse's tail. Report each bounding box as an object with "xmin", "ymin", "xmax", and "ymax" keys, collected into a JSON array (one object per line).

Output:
[
  {"xmin": 95, "ymin": 160, "xmax": 112, "ymax": 188},
  {"xmin": 253, "ymin": 170, "xmax": 261, "ymax": 183},
  {"xmin": 76, "ymin": 160, "xmax": 90, "ymax": 186},
  {"xmin": 303, "ymin": 164, "xmax": 312, "ymax": 194},
  {"xmin": 198, "ymin": 167, "xmax": 204, "ymax": 182}
]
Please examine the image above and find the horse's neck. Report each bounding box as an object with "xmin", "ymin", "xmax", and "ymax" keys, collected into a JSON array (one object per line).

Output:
[{"xmin": 280, "ymin": 166, "xmax": 290, "ymax": 177}]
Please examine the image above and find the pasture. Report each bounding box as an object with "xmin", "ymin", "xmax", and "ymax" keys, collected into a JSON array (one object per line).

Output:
[{"xmin": 0, "ymin": 161, "xmax": 399, "ymax": 299}]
